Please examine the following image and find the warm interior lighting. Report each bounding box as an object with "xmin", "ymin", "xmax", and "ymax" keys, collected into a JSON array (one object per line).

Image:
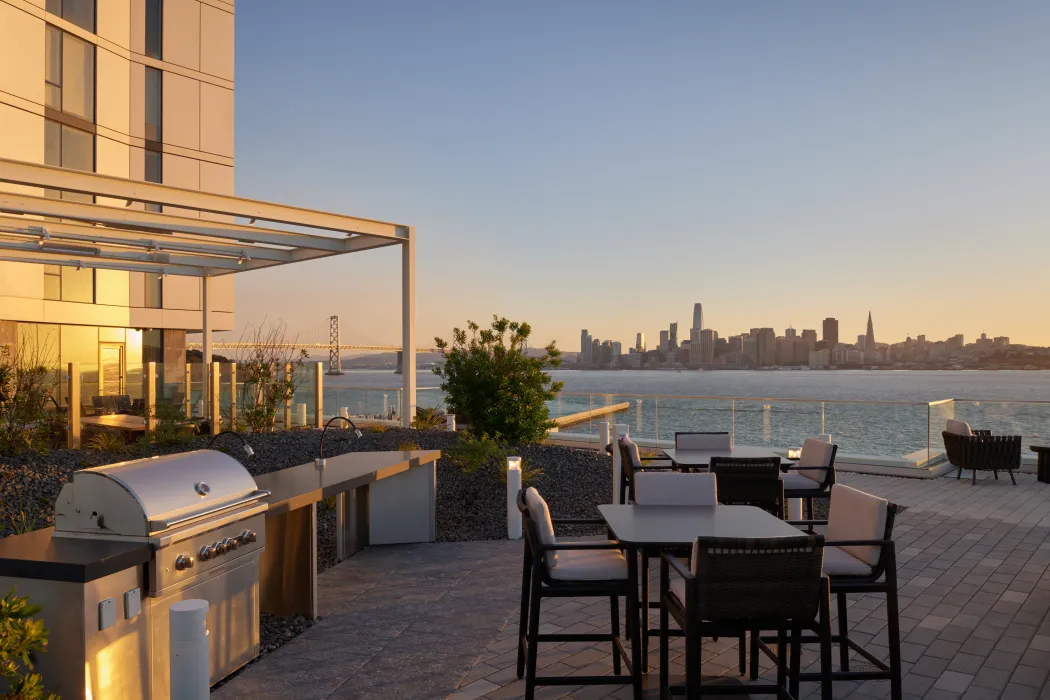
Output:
[{"xmin": 787, "ymin": 448, "xmax": 801, "ymax": 460}]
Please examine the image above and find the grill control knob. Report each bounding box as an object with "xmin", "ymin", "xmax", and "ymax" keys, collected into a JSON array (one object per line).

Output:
[
  {"xmin": 175, "ymin": 554, "xmax": 195, "ymax": 571},
  {"xmin": 239, "ymin": 530, "xmax": 257, "ymax": 544},
  {"xmin": 213, "ymin": 540, "xmax": 227, "ymax": 556},
  {"xmin": 199, "ymin": 544, "xmax": 215, "ymax": 562},
  {"xmin": 222, "ymin": 537, "xmax": 239, "ymax": 552}
]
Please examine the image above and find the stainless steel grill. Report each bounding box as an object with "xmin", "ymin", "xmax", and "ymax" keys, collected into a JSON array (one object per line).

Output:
[{"xmin": 53, "ymin": 449, "xmax": 270, "ymax": 698}]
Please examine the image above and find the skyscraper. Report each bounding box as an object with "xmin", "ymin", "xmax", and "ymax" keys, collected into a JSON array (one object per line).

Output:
[
  {"xmin": 865, "ymin": 312, "xmax": 875, "ymax": 351},
  {"xmin": 692, "ymin": 303, "xmax": 703, "ymax": 331},
  {"xmin": 635, "ymin": 332, "xmax": 645, "ymax": 352},
  {"xmin": 659, "ymin": 330, "xmax": 670, "ymax": 354},
  {"xmin": 823, "ymin": 318, "xmax": 840, "ymax": 347},
  {"xmin": 580, "ymin": 329, "xmax": 592, "ymax": 363},
  {"xmin": 669, "ymin": 322, "xmax": 678, "ymax": 350},
  {"xmin": 756, "ymin": 328, "xmax": 777, "ymax": 366}
]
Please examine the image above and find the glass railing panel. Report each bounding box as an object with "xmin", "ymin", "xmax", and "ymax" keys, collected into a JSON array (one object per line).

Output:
[
  {"xmin": 927, "ymin": 399, "xmax": 955, "ymax": 461},
  {"xmin": 652, "ymin": 397, "xmax": 735, "ymax": 445},
  {"xmin": 951, "ymin": 400, "xmax": 1050, "ymax": 455},
  {"xmin": 821, "ymin": 401, "xmax": 929, "ymax": 460},
  {"xmin": 727, "ymin": 399, "xmax": 824, "ymax": 452},
  {"xmin": 290, "ymin": 365, "xmax": 316, "ymax": 427}
]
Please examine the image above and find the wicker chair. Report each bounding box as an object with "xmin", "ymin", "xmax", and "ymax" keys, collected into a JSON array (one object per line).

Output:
[
  {"xmin": 515, "ymin": 488, "xmax": 640, "ymax": 700},
  {"xmin": 942, "ymin": 431, "xmax": 1021, "ymax": 485},
  {"xmin": 710, "ymin": 456, "xmax": 785, "ymax": 518},
  {"xmin": 758, "ymin": 484, "xmax": 902, "ymax": 700},
  {"xmin": 661, "ymin": 534, "xmax": 833, "ymax": 700},
  {"xmin": 617, "ymin": 435, "xmax": 677, "ymax": 504},
  {"xmin": 780, "ymin": 438, "xmax": 838, "ymax": 519}
]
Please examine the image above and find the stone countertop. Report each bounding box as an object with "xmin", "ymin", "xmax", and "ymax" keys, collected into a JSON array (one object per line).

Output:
[
  {"xmin": 255, "ymin": 450, "xmax": 442, "ymax": 516},
  {"xmin": 0, "ymin": 527, "xmax": 151, "ymax": 583}
]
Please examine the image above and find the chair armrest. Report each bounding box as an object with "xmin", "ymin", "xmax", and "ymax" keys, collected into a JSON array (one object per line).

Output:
[
  {"xmin": 787, "ymin": 519, "xmax": 829, "ymax": 527},
  {"xmin": 826, "ymin": 538, "xmax": 894, "ymax": 547},
  {"xmin": 662, "ymin": 552, "xmax": 694, "ymax": 581},
  {"xmin": 972, "ymin": 429, "xmax": 992, "ymax": 437},
  {"xmin": 538, "ymin": 541, "xmax": 623, "ymax": 552},
  {"xmin": 552, "ymin": 518, "xmax": 605, "ymax": 526},
  {"xmin": 639, "ymin": 462, "xmax": 678, "ymax": 470},
  {"xmin": 781, "ymin": 465, "xmax": 830, "ymax": 472}
]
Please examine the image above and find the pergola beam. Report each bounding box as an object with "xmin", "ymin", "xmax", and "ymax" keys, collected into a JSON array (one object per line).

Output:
[
  {"xmin": 0, "ymin": 250, "xmax": 211, "ymax": 276},
  {"xmin": 0, "ymin": 239, "xmax": 278, "ymax": 272},
  {"xmin": 0, "ymin": 158, "xmax": 410, "ymax": 239},
  {"xmin": 0, "ymin": 215, "xmax": 296, "ymax": 262}
]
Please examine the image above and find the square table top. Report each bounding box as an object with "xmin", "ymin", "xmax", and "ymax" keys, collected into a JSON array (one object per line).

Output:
[
  {"xmin": 598, "ymin": 504, "xmax": 802, "ymax": 548},
  {"xmin": 662, "ymin": 445, "xmax": 790, "ymax": 467}
]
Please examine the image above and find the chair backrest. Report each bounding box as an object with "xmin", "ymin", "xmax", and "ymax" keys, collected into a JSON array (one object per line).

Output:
[
  {"xmin": 709, "ymin": 457, "xmax": 783, "ymax": 516},
  {"xmin": 675, "ymin": 431, "xmax": 732, "ymax": 451},
  {"xmin": 945, "ymin": 419, "xmax": 973, "ymax": 436},
  {"xmin": 634, "ymin": 472, "xmax": 717, "ymax": 506},
  {"xmin": 92, "ymin": 396, "xmax": 104, "ymax": 409},
  {"xmin": 688, "ymin": 534, "xmax": 825, "ymax": 623},
  {"xmin": 826, "ymin": 484, "xmax": 890, "ymax": 567},
  {"xmin": 521, "ymin": 487, "xmax": 558, "ymax": 570},
  {"xmin": 797, "ymin": 438, "xmax": 837, "ymax": 484}
]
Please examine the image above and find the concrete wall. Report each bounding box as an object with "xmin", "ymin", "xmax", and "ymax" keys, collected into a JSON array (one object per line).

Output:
[{"xmin": 0, "ymin": 0, "xmax": 236, "ymax": 332}]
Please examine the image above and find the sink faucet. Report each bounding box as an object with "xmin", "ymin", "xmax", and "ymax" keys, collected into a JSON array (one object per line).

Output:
[
  {"xmin": 316, "ymin": 416, "xmax": 363, "ymax": 469},
  {"xmin": 207, "ymin": 430, "xmax": 255, "ymax": 457}
]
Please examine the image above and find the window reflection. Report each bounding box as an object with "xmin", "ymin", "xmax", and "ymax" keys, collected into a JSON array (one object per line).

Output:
[
  {"xmin": 47, "ymin": 0, "xmax": 95, "ymax": 33},
  {"xmin": 145, "ymin": 0, "xmax": 163, "ymax": 60},
  {"xmin": 145, "ymin": 273, "xmax": 163, "ymax": 308}
]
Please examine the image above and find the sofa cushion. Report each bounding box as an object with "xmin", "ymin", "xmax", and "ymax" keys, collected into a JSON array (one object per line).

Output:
[
  {"xmin": 549, "ymin": 546, "xmax": 627, "ymax": 581},
  {"xmin": 827, "ymin": 484, "xmax": 889, "ymax": 567},
  {"xmin": 675, "ymin": 432, "xmax": 732, "ymax": 451},
  {"xmin": 823, "ymin": 545, "xmax": 874, "ymax": 577},
  {"xmin": 634, "ymin": 472, "xmax": 717, "ymax": 507},
  {"xmin": 780, "ymin": 471, "xmax": 819, "ymax": 491},
  {"xmin": 945, "ymin": 419, "xmax": 973, "ymax": 436},
  {"xmin": 524, "ymin": 487, "xmax": 558, "ymax": 569},
  {"xmin": 620, "ymin": 435, "xmax": 642, "ymax": 469},
  {"xmin": 797, "ymin": 438, "xmax": 835, "ymax": 483}
]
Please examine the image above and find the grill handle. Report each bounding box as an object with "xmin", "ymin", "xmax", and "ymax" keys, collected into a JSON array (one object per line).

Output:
[{"xmin": 149, "ymin": 489, "xmax": 271, "ymax": 531}]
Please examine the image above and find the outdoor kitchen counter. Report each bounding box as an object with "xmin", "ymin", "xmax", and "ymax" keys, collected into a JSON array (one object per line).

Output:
[
  {"xmin": 0, "ymin": 526, "xmax": 151, "ymax": 583},
  {"xmin": 253, "ymin": 449, "xmax": 441, "ymax": 618}
]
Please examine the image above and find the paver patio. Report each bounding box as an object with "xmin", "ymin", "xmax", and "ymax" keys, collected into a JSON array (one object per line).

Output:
[{"xmin": 215, "ymin": 470, "xmax": 1050, "ymax": 700}]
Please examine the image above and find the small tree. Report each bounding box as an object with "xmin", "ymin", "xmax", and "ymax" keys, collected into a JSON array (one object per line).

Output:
[
  {"xmin": 0, "ymin": 590, "xmax": 57, "ymax": 700},
  {"xmin": 434, "ymin": 316, "xmax": 562, "ymax": 444},
  {"xmin": 0, "ymin": 333, "xmax": 59, "ymax": 453},
  {"xmin": 230, "ymin": 319, "xmax": 308, "ymax": 432}
]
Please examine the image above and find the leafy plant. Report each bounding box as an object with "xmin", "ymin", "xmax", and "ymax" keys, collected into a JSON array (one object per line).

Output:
[
  {"xmin": 396, "ymin": 440, "xmax": 421, "ymax": 451},
  {"xmin": 434, "ymin": 316, "xmax": 562, "ymax": 444},
  {"xmin": 501, "ymin": 456, "xmax": 544, "ymax": 487},
  {"xmin": 410, "ymin": 407, "xmax": 443, "ymax": 430},
  {"xmin": 86, "ymin": 430, "xmax": 126, "ymax": 453},
  {"xmin": 229, "ymin": 319, "xmax": 309, "ymax": 433},
  {"xmin": 0, "ymin": 590, "xmax": 58, "ymax": 700},
  {"xmin": 365, "ymin": 423, "xmax": 391, "ymax": 433},
  {"xmin": 5, "ymin": 507, "xmax": 34, "ymax": 537},
  {"xmin": 0, "ymin": 333, "xmax": 59, "ymax": 454},
  {"xmin": 143, "ymin": 401, "xmax": 195, "ymax": 447},
  {"xmin": 446, "ymin": 432, "xmax": 505, "ymax": 474}
]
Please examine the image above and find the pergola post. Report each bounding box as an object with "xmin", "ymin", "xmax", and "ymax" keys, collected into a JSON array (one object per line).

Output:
[
  {"xmin": 202, "ymin": 275, "xmax": 213, "ymax": 422},
  {"xmin": 210, "ymin": 361, "xmax": 221, "ymax": 435},
  {"xmin": 401, "ymin": 233, "xmax": 416, "ymax": 428},
  {"xmin": 230, "ymin": 362, "xmax": 237, "ymax": 430},
  {"xmin": 67, "ymin": 362, "xmax": 80, "ymax": 449},
  {"xmin": 146, "ymin": 362, "xmax": 157, "ymax": 436}
]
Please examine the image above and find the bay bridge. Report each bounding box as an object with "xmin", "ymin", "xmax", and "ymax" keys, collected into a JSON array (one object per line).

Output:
[{"xmin": 187, "ymin": 315, "xmax": 439, "ymax": 374}]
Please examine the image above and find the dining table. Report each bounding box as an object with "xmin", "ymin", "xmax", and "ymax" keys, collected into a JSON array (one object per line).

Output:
[{"xmin": 598, "ymin": 503, "xmax": 805, "ymax": 674}]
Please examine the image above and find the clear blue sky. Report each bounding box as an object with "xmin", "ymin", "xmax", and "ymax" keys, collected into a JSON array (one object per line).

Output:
[{"xmin": 229, "ymin": 1, "xmax": 1049, "ymax": 351}]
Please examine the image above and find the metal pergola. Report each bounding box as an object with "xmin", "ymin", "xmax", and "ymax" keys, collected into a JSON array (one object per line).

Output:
[{"xmin": 0, "ymin": 156, "xmax": 417, "ymax": 427}]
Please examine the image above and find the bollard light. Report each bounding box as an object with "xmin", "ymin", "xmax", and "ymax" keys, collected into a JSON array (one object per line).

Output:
[
  {"xmin": 296, "ymin": 403, "xmax": 307, "ymax": 427},
  {"xmin": 507, "ymin": 457, "xmax": 522, "ymax": 540},
  {"xmin": 339, "ymin": 407, "xmax": 349, "ymax": 419},
  {"xmin": 446, "ymin": 413, "xmax": 456, "ymax": 432},
  {"xmin": 170, "ymin": 599, "xmax": 209, "ymax": 700}
]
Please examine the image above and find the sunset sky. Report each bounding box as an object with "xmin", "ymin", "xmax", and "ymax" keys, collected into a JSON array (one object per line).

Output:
[{"xmin": 227, "ymin": 1, "xmax": 1049, "ymax": 351}]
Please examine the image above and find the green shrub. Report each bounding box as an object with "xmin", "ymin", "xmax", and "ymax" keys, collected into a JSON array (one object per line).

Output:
[
  {"xmin": 365, "ymin": 423, "xmax": 391, "ymax": 433},
  {"xmin": 410, "ymin": 407, "xmax": 443, "ymax": 430},
  {"xmin": 396, "ymin": 440, "xmax": 421, "ymax": 451},
  {"xmin": 0, "ymin": 590, "xmax": 58, "ymax": 700},
  {"xmin": 144, "ymin": 401, "xmax": 195, "ymax": 447},
  {"xmin": 86, "ymin": 430, "xmax": 126, "ymax": 453},
  {"xmin": 446, "ymin": 432, "xmax": 505, "ymax": 474},
  {"xmin": 434, "ymin": 316, "xmax": 562, "ymax": 444},
  {"xmin": 0, "ymin": 335, "xmax": 59, "ymax": 454}
]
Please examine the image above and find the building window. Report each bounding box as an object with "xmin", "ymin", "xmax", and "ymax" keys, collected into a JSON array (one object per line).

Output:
[
  {"xmin": 145, "ymin": 0, "xmax": 163, "ymax": 60},
  {"xmin": 145, "ymin": 149, "xmax": 163, "ymax": 212},
  {"xmin": 46, "ymin": 0, "xmax": 94, "ymax": 33},
  {"xmin": 145, "ymin": 273, "xmax": 163, "ymax": 309},
  {"xmin": 61, "ymin": 267, "xmax": 95, "ymax": 304},
  {"xmin": 43, "ymin": 265, "xmax": 61, "ymax": 300},
  {"xmin": 145, "ymin": 66, "xmax": 162, "ymax": 143},
  {"xmin": 45, "ymin": 25, "xmax": 95, "ymax": 122},
  {"xmin": 45, "ymin": 119, "xmax": 94, "ymax": 202}
]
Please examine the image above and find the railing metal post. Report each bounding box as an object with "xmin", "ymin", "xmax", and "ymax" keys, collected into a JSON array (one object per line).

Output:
[
  {"xmin": 610, "ymin": 423, "xmax": 621, "ymax": 504},
  {"xmin": 229, "ymin": 362, "xmax": 237, "ymax": 431},
  {"xmin": 315, "ymin": 362, "xmax": 324, "ymax": 428},
  {"xmin": 184, "ymin": 363, "xmax": 192, "ymax": 419},
  {"xmin": 731, "ymin": 398, "xmax": 735, "ymax": 441},
  {"xmin": 67, "ymin": 362, "xmax": 80, "ymax": 449},
  {"xmin": 821, "ymin": 401, "xmax": 825, "ymax": 434},
  {"xmin": 283, "ymin": 363, "xmax": 292, "ymax": 430},
  {"xmin": 210, "ymin": 362, "xmax": 220, "ymax": 435},
  {"xmin": 655, "ymin": 397, "xmax": 660, "ymax": 442},
  {"xmin": 146, "ymin": 362, "xmax": 157, "ymax": 437}
]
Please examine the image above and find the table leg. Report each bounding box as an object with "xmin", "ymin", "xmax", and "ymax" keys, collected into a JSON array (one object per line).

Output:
[
  {"xmin": 335, "ymin": 485, "xmax": 370, "ymax": 561},
  {"xmin": 640, "ymin": 552, "xmax": 650, "ymax": 672},
  {"xmin": 787, "ymin": 498, "xmax": 803, "ymax": 520}
]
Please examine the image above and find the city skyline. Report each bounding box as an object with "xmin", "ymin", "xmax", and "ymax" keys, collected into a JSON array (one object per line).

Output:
[{"xmin": 220, "ymin": 2, "xmax": 1048, "ymax": 350}]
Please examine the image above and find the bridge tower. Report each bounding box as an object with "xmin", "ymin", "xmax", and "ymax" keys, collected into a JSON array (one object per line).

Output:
[{"xmin": 327, "ymin": 315, "xmax": 344, "ymax": 375}]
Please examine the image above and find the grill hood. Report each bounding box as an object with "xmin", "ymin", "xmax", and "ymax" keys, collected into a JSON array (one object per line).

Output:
[{"xmin": 55, "ymin": 450, "xmax": 267, "ymax": 538}]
